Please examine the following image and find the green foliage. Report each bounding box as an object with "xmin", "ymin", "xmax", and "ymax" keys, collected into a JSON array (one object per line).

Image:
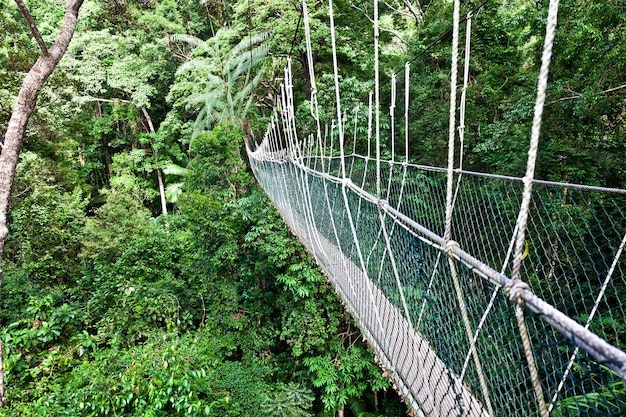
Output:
[
  {"xmin": 261, "ymin": 382, "xmax": 314, "ymax": 417},
  {"xmin": 5, "ymin": 152, "xmax": 87, "ymax": 285},
  {"xmin": 81, "ymin": 152, "xmax": 155, "ymax": 259},
  {"xmin": 303, "ymin": 342, "xmax": 389, "ymax": 413},
  {"xmin": 172, "ymin": 28, "xmax": 269, "ymax": 136},
  {"xmin": 1, "ymin": 295, "xmax": 92, "ymax": 404},
  {"xmin": 553, "ymin": 365, "xmax": 626, "ymax": 417}
]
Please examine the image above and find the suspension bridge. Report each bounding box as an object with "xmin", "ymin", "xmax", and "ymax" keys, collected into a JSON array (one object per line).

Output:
[{"xmin": 246, "ymin": 0, "xmax": 626, "ymax": 415}]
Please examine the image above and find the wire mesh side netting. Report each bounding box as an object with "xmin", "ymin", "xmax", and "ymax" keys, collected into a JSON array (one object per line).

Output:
[{"xmin": 248, "ymin": 131, "xmax": 626, "ymax": 416}]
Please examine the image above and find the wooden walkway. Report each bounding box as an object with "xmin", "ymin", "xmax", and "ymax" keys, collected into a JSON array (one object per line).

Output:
[{"xmin": 287, "ymin": 213, "xmax": 490, "ymax": 417}]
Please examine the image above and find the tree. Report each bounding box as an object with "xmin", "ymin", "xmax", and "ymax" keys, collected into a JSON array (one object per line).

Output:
[
  {"xmin": 0, "ymin": 0, "xmax": 85, "ymax": 406},
  {"xmin": 171, "ymin": 28, "xmax": 269, "ymax": 138}
]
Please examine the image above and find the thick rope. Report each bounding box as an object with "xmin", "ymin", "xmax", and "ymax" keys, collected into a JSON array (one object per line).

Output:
[
  {"xmin": 457, "ymin": 12, "xmax": 472, "ymax": 171},
  {"xmin": 443, "ymin": 0, "xmax": 460, "ymax": 243},
  {"xmin": 390, "ymin": 73, "xmax": 396, "ymax": 160},
  {"xmin": 404, "ymin": 62, "xmax": 410, "ymax": 163},
  {"xmin": 460, "ymin": 224, "xmax": 518, "ymax": 380},
  {"xmin": 450, "ymin": 12, "xmax": 473, "ymax": 219},
  {"xmin": 374, "ymin": 0, "xmax": 381, "ymax": 198},
  {"xmin": 442, "ymin": 2, "xmax": 494, "ymax": 413},
  {"xmin": 330, "ymin": 0, "xmax": 389, "ymax": 347},
  {"xmin": 506, "ymin": 1, "xmax": 560, "ymax": 416},
  {"xmin": 327, "ymin": 0, "xmax": 345, "ymax": 179}
]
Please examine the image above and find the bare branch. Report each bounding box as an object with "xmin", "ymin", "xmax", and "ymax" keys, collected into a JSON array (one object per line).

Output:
[
  {"xmin": 395, "ymin": 0, "xmax": 424, "ymax": 26},
  {"xmin": 547, "ymin": 84, "xmax": 626, "ymax": 105},
  {"xmin": 83, "ymin": 96, "xmax": 133, "ymax": 104},
  {"xmin": 546, "ymin": 95, "xmax": 581, "ymax": 105},
  {"xmin": 14, "ymin": 0, "xmax": 48, "ymax": 55},
  {"xmin": 382, "ymin": 0, "xmax": 415, "ymax": 21},
  {"xmin": 350, "ymin": 3, "xmax": 411, "ymax": 47},
  {"xmin": 603, "ymin": 83, "xmax": 626, "ymax": 94}
]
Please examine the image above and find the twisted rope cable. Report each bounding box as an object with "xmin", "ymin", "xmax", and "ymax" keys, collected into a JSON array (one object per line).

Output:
[
  {"xmin": 405, "ymin": 62, "xmax": 410, "ymax": 163},
  {"xmin": 390, "ymin": 73, "xmax": 396, "ymax": 160},
  {"xmin": 506, "ymin": 1, "xmax": 560, "ymax": 415}
]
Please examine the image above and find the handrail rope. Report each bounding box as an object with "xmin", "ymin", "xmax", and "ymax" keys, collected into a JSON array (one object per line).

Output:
[
  {"xmin": 367, "ymin": 0, "xmax": 392, "ymax": 284},
  {"xmin": 354, "ymin": 92, "xmax": 373, "ymax": 229},
  {"xmin": 378, "ymin": 209, "xmax": 414, "ymax": 328},
  {"xmin": 328, "ymin": 120, "xmax": 336, "ymax": 168},
  {"xmin": 548, "ymin": 230, "xmax": 626, "ymax": 411},
  {"xmin": 444, "ymin": 16, "xmax": 476, "ymax": 365},
  {"xmin": 457, "ymin": 12, "xmax": 472, "ymax": 164},
  {"xmin": 367, "ymin": 91, "xmax": 373, "ymax": 160},
  {"xmin": 352, "ymin": 104, "xmax": 359, "ymax": 156},
  {"xmin": 444, "ymin": 0, "xmax": 459, "ymax": 243},
  {"xmin": 373, "ymin": 159, "xmax": 396, "ymax": 281},
  {"xmin": 279, "ymin": 156, "xmax": 626, "ymax": 381},
  {"xmin": 507, "ymin": 1, "xmax": 560, "ymax": 415},
  {"xmin": 276, "ymin": 154, "xmax": 626, "ymax": 195},
  {"xmin": 416, "ymin": 252, "xmax": 442, "ymax": 330},
  {"xmin": 450, "ymin": 12, "xmax": 472, "ymax": 210},
  {"xmin": 275, "ymin": 86, "xmax": 294, "ymax": 224},
  {"xmin": 285, "ymin": 60, "xmax": 325, "ymax": 264},
  {"xmin": 451, "ymin": 18, "xmax": 497, "ymax": 413},
  {"xmin": 301, "ymin": 0, "xmax": 325, "ymax": 176},
  {"xmin": 374, "ymin": 0, "xmax": 381, "ymax": 198},
  {"xmin": 379, "ymin": 71, "xmax": 414, "ymax": 330}
]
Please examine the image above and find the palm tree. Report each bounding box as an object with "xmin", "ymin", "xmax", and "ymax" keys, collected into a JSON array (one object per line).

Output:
[{"xmin": 170, "ymin": 28, "xmax": 269, "ymax": 139}]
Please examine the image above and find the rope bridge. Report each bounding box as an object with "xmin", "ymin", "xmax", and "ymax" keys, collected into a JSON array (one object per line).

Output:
[{"xmin": 246, "ymin": 0, "xmax": 626, "ymax": 415}]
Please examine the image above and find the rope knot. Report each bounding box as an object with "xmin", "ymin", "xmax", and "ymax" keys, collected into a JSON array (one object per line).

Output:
[
  {"xmin": 506, "ymin": 279, "xmax": 531, "ymax": 304},
  {"xmin": 377, "ymin": 199, "xmax": 387, "ymax": 211},
  {"xmin": 444, "ymin": 240, "xmax": 459, "ymax": 256}
]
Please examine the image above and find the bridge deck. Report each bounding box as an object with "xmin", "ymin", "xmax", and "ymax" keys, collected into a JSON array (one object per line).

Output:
[{"xmin": 287, "ymin": 212, "xmax": 490, "ymax": 417}]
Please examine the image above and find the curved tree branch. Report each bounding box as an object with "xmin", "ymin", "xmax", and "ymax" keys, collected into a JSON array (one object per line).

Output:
[
  {"xmin": 14, "ymin": 0, "xmax": 48, "ymax": 55},
  {"xmin": 0, "ymin": 0, "xmax": 86, "ymax": 407}
]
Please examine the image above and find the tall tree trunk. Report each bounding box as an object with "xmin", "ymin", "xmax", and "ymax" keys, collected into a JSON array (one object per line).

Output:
[
  {"xmin": 140, "ymin": 107, "xmax": 168, "ymax": 217},
  {"xmin": 96, "ymin": 101, "xmax": 113, "ymax": 178},
  {"xmin": 0, "ymin": 0, "xmax": 85, "ymax": 407}
]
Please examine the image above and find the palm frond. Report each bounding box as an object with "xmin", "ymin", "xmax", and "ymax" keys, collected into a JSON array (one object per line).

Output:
[
  {"xmin": 165, "ymin": 182, "xmax": 184, "ymax": 203},
  {"xmin": 176, "ymin": 59, "xmax": 211, "ymax": 75},
  {"xmin": 225, "ymin": 42, "xmax": 269, "ymax": 82},
  {"xmin": 169, "ymin": 33, "xmax": 204, "ymax": 48},
  {"xmin": 234, "ymin": 68, "xmax": 263, "ymax": 106},
  {"xmin": 163, "ymin": 163, "xmax": 188, "ymax": 176},
  {"xmin": 226, "ymin": 32, "xmax": 269, "ymax": 63},
  {"xmin": 238, "ymin": 67, "xmax": 266, "ymax": 117},
  {"xmin": 179, "ymin": 29, "xmax": 270, "ymax": 133}
]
